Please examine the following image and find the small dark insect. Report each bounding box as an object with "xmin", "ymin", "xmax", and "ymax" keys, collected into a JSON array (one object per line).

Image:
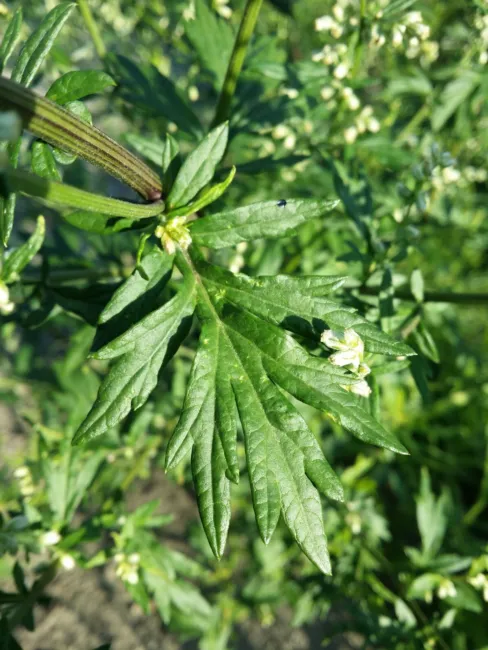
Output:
[{"xmin": 277, "ymin": 199, "xmax": 287, "ymax": 207}]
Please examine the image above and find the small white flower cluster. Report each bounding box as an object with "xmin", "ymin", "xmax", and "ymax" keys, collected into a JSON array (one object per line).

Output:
[
  {"xmin": 462, "ymin": 166, "xmax": 488, "ymax": 185},
  {"xmin": 437, "ymin": 579, "xmax": 457, "ymax": 600},
  {"xmin": 344, "ymin": 106, "xmax": 381, "ymax": 144},
  {"xmin": 114, "ymin": 552, "xmax": 140, "ymax": 585},
  {"xmin": 229, "ymin": 242, "xmax": 248, "ymax": 274},
  {"xmin": 40, "ymin": 530, "xmax": 61, "ymax": 547},
  {"xmin": 390, "ymin": 12, "xmax": 439, "ymax": 66},
  {"xmin": 469, "ymin": 573, "xmax": 488, "ymax": 603},
  {"xmin": 321, "ymin": 328, "xmax": 371, "ymax": 397},
  {"xmin": 345, "ymin": 501, "xmax": 362, "ymax": 534},
  {"xmin": 155, "ymin": 217, "xmax": 192, "ymax": 255},
  {"xmin": 0, "ymin": 281, "xmax": 14, "ymax": 316},
  {"xmin": 312, "ymin": 43, "xmax": 350, "ymax": 81},
  {"xmin": 14, "ymin": 466, "xmax": 34, "ymax": 498},
  {"xmin": 99, "ymin": 0, "xmax": 139, "ymax": 36},
  {"xmin": 320, "ymin": 82, "xmax": 360, "ymax": 111},
  {"xmin": 271, "ymin": 124, "xmax": 297, "ymax": 151},
  {"xmin": 183, "ymin": 1, "xmax": 196, "ymax": 21},
  {"xmin": 431, "ymin": 165, "xmax": 462, "ymax": 192},
  {"xmin": 213, "ymin": 0, "xmax": 232, "ymax": 20},
  {"xmin": 475, "ymin": 12, "xmax": 488, "ymax": 64}
]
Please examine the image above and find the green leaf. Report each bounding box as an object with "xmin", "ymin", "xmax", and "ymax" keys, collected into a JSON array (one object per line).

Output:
[
  {"xmin": 167, "ymin": 123, "xmax": 229, "ymax": 209},
  {"xmin": 161, "ymin": 133, "xmax": 181, "ymax": 191},
  {"xmin": 412, "ymin": 322, "xmax": 440, "ymax": 364},
  {"xmin": 166, "ymin": 166, "xmax": 236, "ymax": 219},
  {"xmin": 106, "ymin": 55, "xmax": 202, "ymax": 138},
  {"xmin": 46, "ymin": 70, "xmax": 116, "ymax": 105},
  {"xmin": 432, "ymin": 71, "xmax": 481, "ymax": 132},
  {"xmin": 196, "ymin": 259, "xmax": 413, "ymax": 356},
  {"xmin": 72, "ymin": 272, "xmax": 195, "ymax": 445},
  {"xmin": 62, "ymin": 210, "xmax": 135, "ymax": 234},
  {"xmin": 1, "ymin": 215, "xmax": 45, "ymax": 283},
  {"xmin": 410, "ymin": 269, "xmax": 424, "ymax": 303},
  {"xmin": 224, "ymin": 308, "xmax": 407, "ymax": 455},
  {"xmin": 165, "ymin": 250, "xmax": 358, "ymax": 573},
  {"xmin": 0, "ymin": 8, "xmax": 23, "ymax": 73},
  {"xmin": 190, "ymin": 198, "xmax": 339, "ymax": 248},
  {"xmin": 184, "ymin": 0, "xmax": 235, "ymax": 90},
  {"xmin": 416, "ymin": 468, "xmax": 449, "ymax": 559},
  {"xmin": 445, "ymin": 582, "xmax": 483, "ymax": 614},
  {"xmin": 125, "ymin": 133, "xmax": 166, "ymax": 167},
  {"xmin": 10, "ymin": 3, "xmax": 76, "ymax": 87},
  {"xmin": 31, "ymin": 141, "xmax": 61, "ymax": 180},
  {"xmin": 165, "ymin": 321, "xmax": 237, "ymax": 558},
  {"xmin": 97, "ymin": 247, "xmax": 173, "ymax": 327}
]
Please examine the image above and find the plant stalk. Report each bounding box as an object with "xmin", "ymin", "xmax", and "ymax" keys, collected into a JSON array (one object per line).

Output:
[
  {"xmin": 0, "ymin": 76, "xmax": 162, "ymax": 200},
  {"xmin": 2, "ymin": 167, "xmax": 164, "ymax": 218},
  {"xmin": 77, "ymin": 0, "xmax": 107, "ymax": 59},
  {"xmin": 211, "ymin": 0, "xmax": 263, "ymax": 127},
  {"xmin": 359, "ymin": 285, "xmax": 488, "ymax": 305}
]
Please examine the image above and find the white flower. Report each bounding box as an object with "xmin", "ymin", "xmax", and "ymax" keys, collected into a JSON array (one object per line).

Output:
[
  {"xmin": 126, "ymin": 570, "xmax": 139, "ymax": 585},
  {"xmin": 41, "ymin": 530, "xmax": 61, "ymax": 546},
  {"xmin": 344, "ymin": 126, "xmax": 358, "ymax": 144},
  {"xmin": 334, "ymin": 63, "xmax": 350, "ymax": 79},
  {"xmin": 332, "ymin": 4, "xmax": 345, "ymax": 22},
  {"xmin": 392, "ymin": 27, "xmax": 404, "ymax": 48},
  {"xmin": 321, "ymin": 329, "xmax": 349, "ymax": 351},
  {"xmin": 0, "ymin": 281, "xmax": 14, "ymax": 315},
  {"xmin": 321, "ymin": 86, "xmax": 335, "ymax": 101},
  {"xmin": 437, "ymin": 580, "xmax": 457, "ymax": 600},
  {"xmin": 357, "ymin": 363, "xmax": 371, "ymax": 377},
  {"xmin": 371, "ymin": 25, "xmax": 386, "ymax": 48},
  {"xmin": 284, "ymin": 133, "xmax": 296, "ymax": 150},
  {"xmin": 156, "ymin": 218, "xmax": 192, "ymax": 255},
  {"xmin": 14, "ymin": 466, "xmax": 30, "ymax": 478},
  {"xmin": 349, "ymin": 380, "xmax": 371, "ymax": 397},
  {"xmin": 346, "ymin": 512, "xmax": 362, "ymax": 534},
  {"xmin": 442, "ymin": 167, "xmax": 461, "ymax": 184},
  {"xmin": 272, "ymin": 124, "xmax": 290, "ymax": 140},
  {"xmin": 60, "ymin": 554, "xmax": 76, "ymax": 571},
  {"xmin": 405, "ymin": 11, "xmax": 422, "ymax": 25},
  {"xmin": 469, "ymin": 573, "xmax": 487, "ymax": 589},
  {"xmin": 282, "ymin": 87, "xmax": 299, "ymax": 99},
  {"xmin": 331, "ymin": 23, "xmax": 343, "ymax": 39},
  {"xmin": 330, "ymin": 349, "xmax": 362, "ymax": 370},
  {"xmin": 480, "ymin": 51, "xmax": 488, "ymax": 65},
  {"xmin": 323, "ymin": 328, "xmax": 365, "ymax": 373},
  {"xmin": 315, "ymin": 15, "xmax": 336, "ymax": 32},
  {"xmin": 344, "ymin": 328, "xmax": 364, "ymax": 354},
  {"xmin": 115, "ymin": 552, "xmax": 140, "ymax": 585},
  {"xmin": 183, "ymin": 1, "xmax": 195, "ymax": 20},
  {"xmin": 368, "ymin": 117, "xmax": 381, "ymax": 133},
  {"xmin": 416, "ymin": 23, "xmax": 430, "ymax": 40},
  {"xmin": 188, "ymin": 85, "xmax": 199, "ymax": 102}
]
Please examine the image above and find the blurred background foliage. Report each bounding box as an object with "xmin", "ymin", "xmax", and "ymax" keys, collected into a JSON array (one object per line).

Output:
[{"xmin": 1, "ymin": 0, "xmax": 488, "ymax": 648}]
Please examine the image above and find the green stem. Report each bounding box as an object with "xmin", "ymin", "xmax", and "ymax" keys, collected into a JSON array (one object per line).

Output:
[
  {"xmin": 0, "ymin": 77, "xmax": 162, "ymax": 200},
  {"xmin": 464, "ymin": 498, "xmax": 487, "ymax": 526},
  {"xmin": 396, "ymin": 103, "xmax": 430, "ymax": 144},
  {"xmin": 22, "ymin": 266, "xmax": 125, "ymax": 286},
  {"xmin": 77, "ymin": 0, "xmax": 107, "ymax": 59},
  {"xmin": 211, "ymin": 0, "xmax": 263, "ymax": 128},
  {"xmin": 359, "ymin": 286, "xmax": 488, "ymax": 305},
  {"xmin": 2, "ymin": 167, "xmax": 164, "ymax": 219}
]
